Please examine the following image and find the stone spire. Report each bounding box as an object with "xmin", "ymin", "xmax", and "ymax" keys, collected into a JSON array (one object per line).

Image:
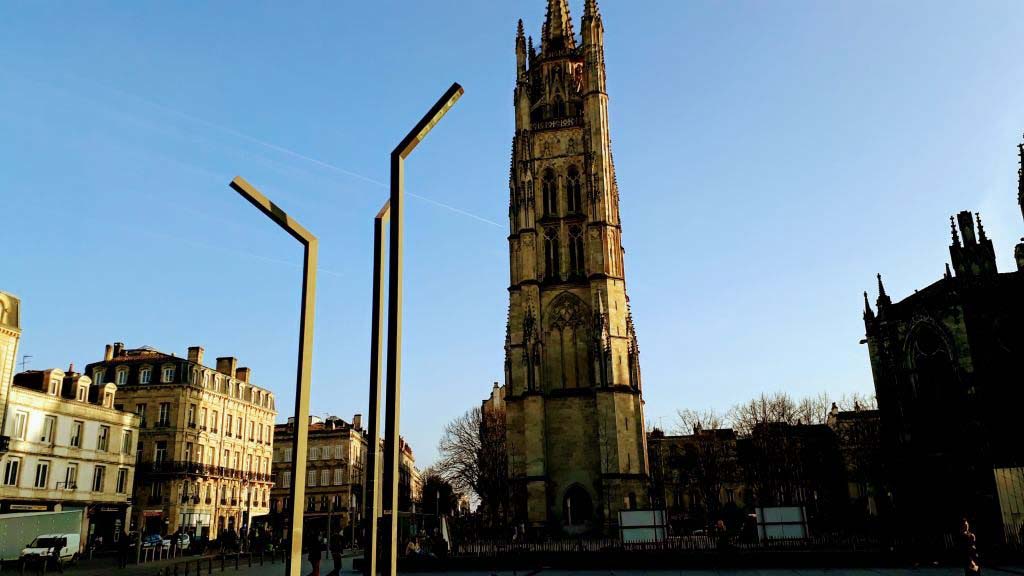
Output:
[
  {"xmin": 542, "ymin": 0, "xmax": 575, "ymax": 52},
  {"xmin": 862, "ymin": 291, "xmax": 875, "ymax": 321},
  {"xmin": 876, "ymin": 273, "xmax": 891, "ymax": 309},
  {"xmin": 950, "ymin": 216, "xmax": 961, "ymax": 247},
  {"xmin": 516, "ymin": 19, "xmax": 527, "ymax": 78},
  {"xmin": 976, "ymin": 213, "xmax": 988, "ymax": 242},
  {"xmin": 1018, "ymin": 138, "xmax": 1023, "ymax": 225}
]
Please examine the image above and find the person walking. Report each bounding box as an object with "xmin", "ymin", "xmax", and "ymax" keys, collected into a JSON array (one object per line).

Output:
[
  {"xmin": 307, "ymin": 531, "xmax": 324, "ymax": 576},
  {"xmin": 49, "ymin": 540, "xmax": 63, "ymax": 574},
  {"xmin": 118, "ymin": 531, "xmax": 132, "ymax": 568},
  {"xmin": 962, "ymin": 518, "xmax": 981, "ymax": 576},
  {"xmin": 328, "ymin": 530, "xmax": 343, "ymax": 576}
]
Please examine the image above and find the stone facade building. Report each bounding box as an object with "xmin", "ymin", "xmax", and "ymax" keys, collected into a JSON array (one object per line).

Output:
[
  {"xmin": 0, "ymin": 291, "xmax": 21, "ymax": 454},
  {"xmin": 269, "ymin": 415, "xmax": 367, "ymax": 540},
  {"xmin": 502, "ymin": 0, "xmax": 648, "ymax": 534},
  {"xmin": 1, "ymin": 366, "xmax": 139, "ymax": 546},
  {"xmin": 85, "ymin": 344, "xmax": 276, "ymax": 539},
  {"xmin": 863, "ymin": 140, "xmax": 1024, "ymax": 541}
]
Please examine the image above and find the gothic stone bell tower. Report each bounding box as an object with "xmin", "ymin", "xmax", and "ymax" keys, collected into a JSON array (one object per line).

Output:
[{"xmin": 503, "ymin": 0, "xmax": 649, "ymax": 535}]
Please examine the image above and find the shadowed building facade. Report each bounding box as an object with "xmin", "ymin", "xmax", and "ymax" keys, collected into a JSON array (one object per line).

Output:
[
  {"xmin": 503, "ymin": 0, "xmax": 648, "ymax": 535},
  {"xmin": 863, "ymin": 141, "xmax": 1024, "ymax": 541}
]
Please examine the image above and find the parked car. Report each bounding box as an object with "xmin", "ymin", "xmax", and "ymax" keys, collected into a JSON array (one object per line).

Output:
[
  {"xmin": 20, "ymin": 534, "xmax": 81, "ymax": 567},
  {"xmin": 141, "ymin": 533, "xmax": 171, "ymax": 550}
]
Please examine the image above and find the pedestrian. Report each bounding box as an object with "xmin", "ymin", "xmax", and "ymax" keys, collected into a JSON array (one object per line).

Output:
[
  {"xmin": 307, "ymin": 531, "xmax": 324, "ymax": 576},
  {"xmin": 328, "ymin": 530, "xmax": 343, "ymax": 576},
  {"xmin": 962, "ymin": 518, "xmax": 981, "ymax": 576},
  {"xmin": 118, "ymin": 530, "xmax": 131, "ymax": 568},
  {"xmin": 50, "ymin": 540, "xmax": 63, "ymax": 574}
]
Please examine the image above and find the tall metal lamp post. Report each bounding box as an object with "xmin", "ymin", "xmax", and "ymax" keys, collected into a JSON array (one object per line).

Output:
[
  {"xmin": 364, "ymin": 82, "xmax": 463, "ymax": 576},
  {"xmin": 229, "ymin": 176, "xmax": 317, "ymax": 576}
]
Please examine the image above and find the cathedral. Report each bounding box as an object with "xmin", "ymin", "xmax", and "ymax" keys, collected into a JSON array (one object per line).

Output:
[
  {"xmin": 863, "ymin": 140, "xmax": 1024, "ymax": 540},
  {"xmin": 501, "ymin": 0, "xmax": 649, "ymax": 534}
]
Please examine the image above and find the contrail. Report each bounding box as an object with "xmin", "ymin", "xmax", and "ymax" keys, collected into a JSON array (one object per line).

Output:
[{"xmin": 37, "ymin": 68, "xmax": 506, "ymax": 229}]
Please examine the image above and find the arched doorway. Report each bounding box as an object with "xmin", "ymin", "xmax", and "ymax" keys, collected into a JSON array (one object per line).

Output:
[{"xmin": 562, "ymin": 484, "xmax": 593, "ymax": 527}]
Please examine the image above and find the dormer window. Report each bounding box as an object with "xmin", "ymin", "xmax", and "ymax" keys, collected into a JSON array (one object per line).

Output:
[
  {"xmin": 103, "ymin": 391, "xmax": 114, "ymax": 408},
  {"xmin": 116, "ymin": 368, "xmax": 128, "ymax": 386},
  {"xmin": 77, "ymin": 385, "xmax": 87, "ymax": 402},
  {"xmin": 203, "ymin": 372, "xmax": 210, "ymax": 387},
  {"xmin": 162, "ymin": 366, "xmax": 175, "ymax": 383},
  {"xmin": 94, "ymin": 369, "xmax": 105, "ymax": 385},
  {"xmin": 139, "ymin": 367, "xmax": 152, "ymax": 384},
  {"xmin": 48, "ymin": 379, "xmax": 60, "ymax": 396}
]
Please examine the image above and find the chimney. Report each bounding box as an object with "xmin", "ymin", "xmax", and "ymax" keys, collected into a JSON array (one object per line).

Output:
[
  {"xmin": 104, "ymin": 344, "xmax": 114, "ymax": 361},
  {"xmin": 352, "ymin": 414, "xmax": 362, "ymax": 430},
  {"xmin": 216, "ymin": 357, "xmax": 238, "ymax": 376},
  {"xmin": 235, "ymin": 367, "xmax": 251, "ymax": 383},
  {"xmin": 113, "ymin": 342, "xmax": 125, "ymax": 357},
  {"xmin": 188, "ymin": 346, "xmax": 205, "ymax": 365}
]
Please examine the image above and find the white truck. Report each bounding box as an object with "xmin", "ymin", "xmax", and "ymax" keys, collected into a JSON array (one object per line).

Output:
[{"xmin": 0, "ymin": 510, "xmax": 83, "ymax": 563}]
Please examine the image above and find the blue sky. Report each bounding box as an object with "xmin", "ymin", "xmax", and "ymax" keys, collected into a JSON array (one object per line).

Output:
[{"xmin": 2, "ymin": 1, "xmax": 1023, "ymax": 466}]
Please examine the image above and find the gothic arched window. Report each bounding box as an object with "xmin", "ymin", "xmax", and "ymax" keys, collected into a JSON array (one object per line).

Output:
[
  {"xmin": 563, "ymin": 484, "xmax": 593, "ymax": 525},
  {"xmin": 906, "ymin": 323, "xmax": 961, "ymax": 446},
  {"xmin": 567, "ymin": 166, "xmax": 582, "ymax": 213},
  {"xmin": 568, "ymin": 225, "xmax": 585, "ymax": 279},
  {"xmin": 544, "ymin": 292, "xmax": 592, "ymax": 389},
  {"xmin": 543, "ymin": 226, "xmax": 560, "ymax": 281},
  {"xmin": 542, "ymin": 170, "xmax": 557, "ymax": 216}
]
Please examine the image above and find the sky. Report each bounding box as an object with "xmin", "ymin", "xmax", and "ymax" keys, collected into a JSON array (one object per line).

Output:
[{"xmin": 2, "ymin": 1, "xmax": 1023, "ymax": 468}]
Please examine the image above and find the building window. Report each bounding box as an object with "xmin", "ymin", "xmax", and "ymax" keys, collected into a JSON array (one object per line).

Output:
[
  {"xmin": 155, "ymin": 441, "xmax": 167, "ymax": 463},
  {"xmin": 249, "ymin": 421, "xmax": 254, "ymax": 440},
  {"xmin": 568, "ymin": 224, "xmax": 585, "ymax": 278},
  {"xmin": 97, "ymin": 426, "xmax": 110, "ymax": 451},
  {"xmin": 116, "ymin": 368, "xmax": 128, "ymax": 386},
  {"xmin": 188, "ymin": 404, "xmax": 196, "ymax": 426},
  {"xmin": 3, "ymin": 458, "xmax": 20, "ymax": 486},
  {"xmin": 211, "ymin": 411, "xmax": 219, "ymax": 433},
  {"xmin": 76, "ymin": 385, "xmax": 87, "ymax": 401},
  {"xmin": 544, "ymin": 226, "xmax": 560, "ymax": 280},
  {"xmin": 321, "ymin": 469, "xmax": 330, "ymax": 486},
  {"xmin": 161, "ymin": 366, "xmax": 175, "ymax": 383},
  {"xmin": 235, "ymin": 418, "xmax": 242, "ymax": 437},
  {"xmin": 157, "ymin": 403, "xmax": 170, "ymax": 426},
  {"xmin": 139, "ymin": 368, "xmax": 151, "ymax": 384},
  {"xmin": 334, "ymin": 468, "xmax": 344, "ymax": 486},
  {"xmin": 232, "ymin": 452, "xmax": 239, "ymax": 469},
  {"xmin": 64, "ymin": 463, "xmax": 78, "ymax": 490},
  {"xmin": 135, "ymin": 404, "xmax": 146, "ymax": 427},
  {"xmin": 284, "ymin": 448, "xmax": 292, "ymax": 463},
  {"xmin": 92, "ymin": 466, "xmax": 106, "ymax": 492},
  {"xmin": 222, "ymin": 449, "xmax": 229, "ymax": 467},
  {"xmin": 200, "ymin": 407, "xmax": 208, "ymax": 428},
  {"xmin": 41, "ymin": 415, "xmax": 57, "ymax": 445},
  {"xmin": 103, "ymin": 391, "xmax": 114, "ymax": 408},
  {"xmin": 307, "ymin": 470, "xmax": 316, "ymax": 487},
  {"xmin": 48, "ymin": 379, "xmax": 60, "ymax": 396},
  {"xmin": 282, "ymin": 471, "xmax": 291, "ymax": 489},
  {"xmin": 245, "ymin": 454, "xmax": 252, "ymax": 472},
  {"xmin": 202, "ymin": 372, "xmax": 210, "ymax": 387},
  {"xmin": 122, "ymin": 430, "xmax": 133, "ymax": 455},
  {"xmin": 265, "ymin": 425, "xmax": 271, "ymax": 444},
  {"xmin": 184, "ymin": 442, "xmax": 193, "ymax": 462},
  {"xmin": 567, "ymin": 166, "xmax": 582, "ymax": 213},
  {"xmin": 94, "ymin": 369, "xmax": 105, "ymax": 385},
  {"xmin": 34, "ymin": 461, "xmax": 50, "ymax": 488},
  {"xmin": 13, "ymin": 411, "xmax": 28, "ymax": 440},
  {"xmin": 225, "ymin": 414, "xmax": 233, "ymax": 436},
  {"xmin": 70, "ymin": 421, "xmax": 83, "ymax": 448},
  {"xmin": 542, "ymin": 170, "xmax": 558, "ymax": 216},
  {"xmin": 116, "ymin": 468, "xmax": 129, "ymax": 494},
  {"xmin": 310, "ymin": 447, "xmax": 320, "ymax": 461}
]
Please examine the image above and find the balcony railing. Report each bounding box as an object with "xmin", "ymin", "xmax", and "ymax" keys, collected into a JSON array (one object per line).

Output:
[{"xmin": 139, "ymin": 461, "xmax": 273, "ymax": 483}]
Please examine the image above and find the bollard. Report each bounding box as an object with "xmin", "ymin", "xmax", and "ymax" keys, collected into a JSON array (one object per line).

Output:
[
  {"xmin": 234, "ymin": 554, "xmax": 239, "ymax": 571},
  {"xmin": 247, "ymin": 553, "xmax": 252, "ymax": 568},
  {"xmin": 220, "ymin": 554, "xmax": 225, "ymax": 572},
  {"xmin": 260, "ymin": 551, "xmax": 264, "ymax": 566}
]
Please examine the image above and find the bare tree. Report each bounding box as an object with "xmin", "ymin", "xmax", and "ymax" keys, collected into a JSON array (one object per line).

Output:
[
  {"xmin": 674, "ymin": 408, "xmax": 726, "ymax": 435},
  {"xmin": 436, "ymin": 406, "xmax": 509, "ymax": 529}
]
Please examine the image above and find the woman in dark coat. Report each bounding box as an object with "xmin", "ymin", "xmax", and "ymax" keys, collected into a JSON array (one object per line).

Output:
[{"xmin": 962, "ymin": 518, "xmax": 980, "ymax": 576}]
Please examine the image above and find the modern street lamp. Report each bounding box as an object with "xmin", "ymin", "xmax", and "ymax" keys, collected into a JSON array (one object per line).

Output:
[
  {"xmin": 228, "ymin": 176, "xmax": 317, "ymax": 576},
  {"xmin": 365, "ymin": 82, "xmax": 463, "ymax": 576}
]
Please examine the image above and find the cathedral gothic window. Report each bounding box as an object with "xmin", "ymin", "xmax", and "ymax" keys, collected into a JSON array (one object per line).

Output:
[
  {"xmin": 568, "ymin": 225, "xmax": 585, "ymax": 278},
  {"xmin": 542, "ymin": 170, "xmax": 558, "ymax": 216},
  {"xmin": 567, "ymin": 166, "xmax": 582, "ymax": 213},
  {"xmin": 543, "ymin": 226, "xmax": 560, "ymax": 281},
  {"xmin": 544, "ymin": 292, "xmax": 591, "ymax": 389}
]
